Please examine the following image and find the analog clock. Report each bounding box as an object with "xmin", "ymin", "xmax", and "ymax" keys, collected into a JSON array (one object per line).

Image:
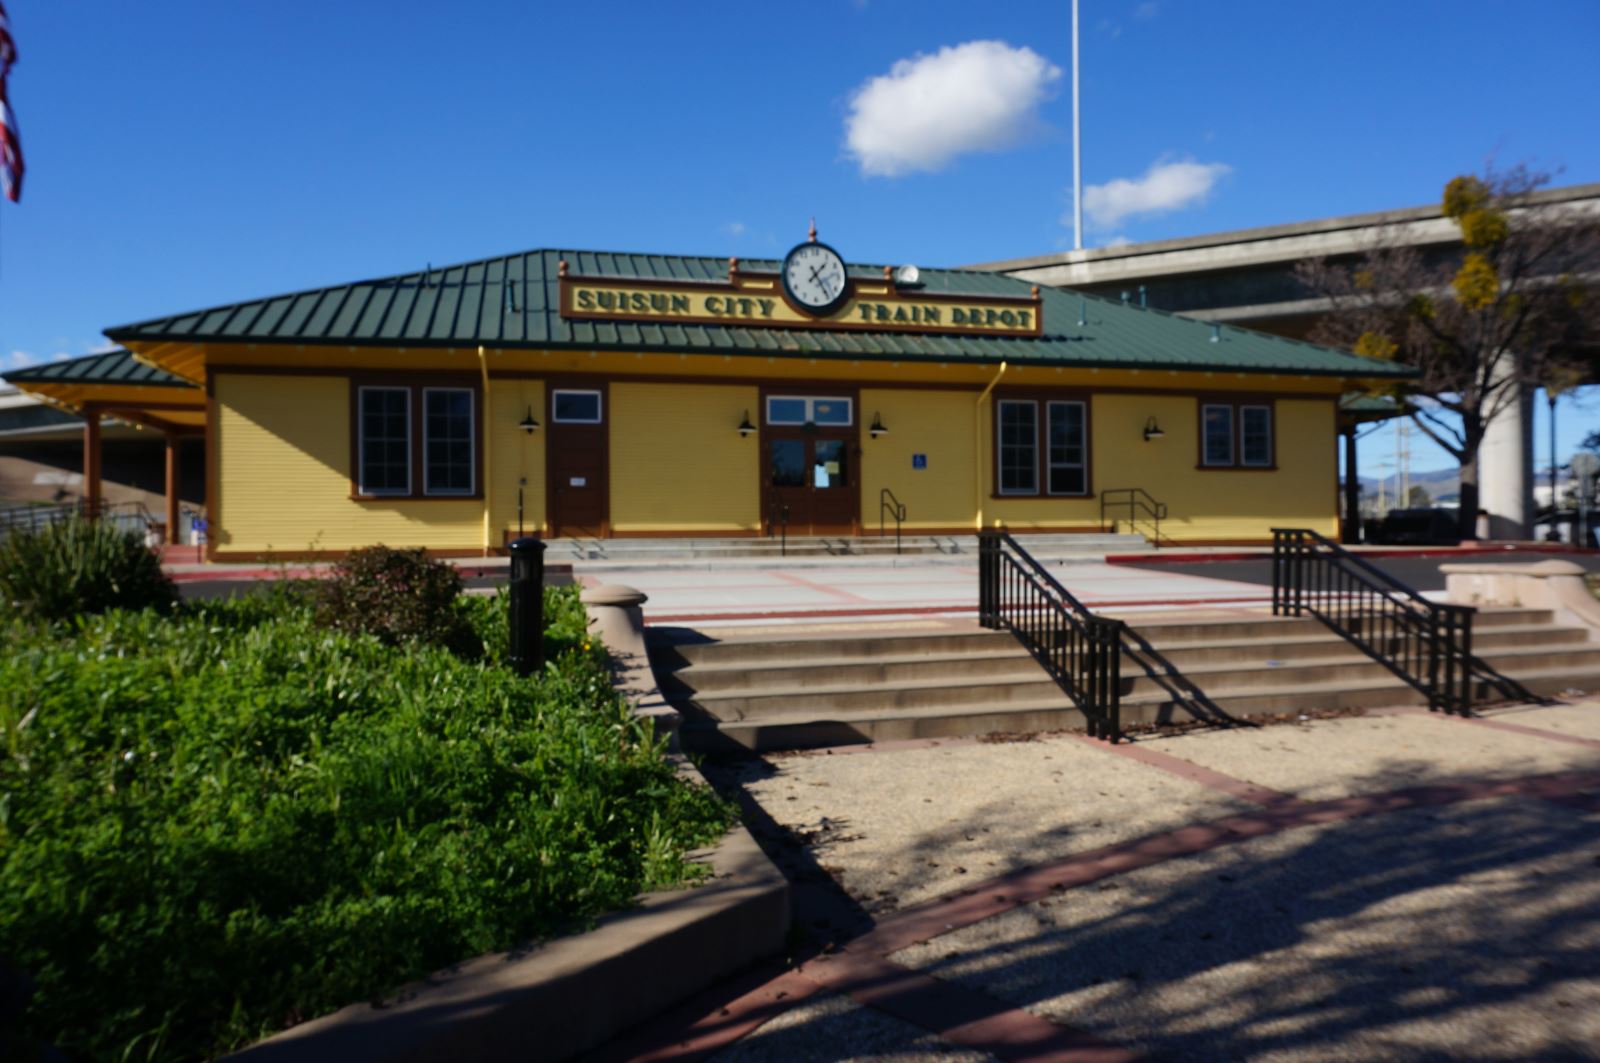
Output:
[{"xmin": 782, "ymin": 241, "xmax": 850, "ymax": 315}]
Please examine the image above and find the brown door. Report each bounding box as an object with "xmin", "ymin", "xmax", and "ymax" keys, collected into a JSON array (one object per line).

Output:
[
  {"xmin": 766, "ymin": 431, "xmax": 857, "ymax": 536},
  {"xmin": 548, "ymin": 387, "xmax": 608, "ymax": 537}
]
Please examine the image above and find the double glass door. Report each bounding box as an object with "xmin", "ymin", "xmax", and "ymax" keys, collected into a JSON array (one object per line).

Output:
[{"xmin": 767, "ymin": 435, "xmax": 855, "ymax": 535}]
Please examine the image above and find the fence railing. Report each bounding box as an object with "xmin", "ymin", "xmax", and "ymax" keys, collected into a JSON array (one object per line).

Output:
[
  {"xmin": 0, "ymin": 499, "xmax": 160, "ymax": 541},
  {"xmin": 767, "ymin": 500, "xmax": 790, "ymax": 557},
  {"xmin": 879, "ymin": 488, "xmax": 907, "ymax": 554},
  {"xmin": 978, "ymin": 530, "xmax": 1124, "ymax": 740},
  {"xmin": 1271, "ymin": 527, "xmax": 1474, "ymax": 715},
  {"xmin": 1100, "ymin": 487, "xmax": 1167, "ymax": 547}
]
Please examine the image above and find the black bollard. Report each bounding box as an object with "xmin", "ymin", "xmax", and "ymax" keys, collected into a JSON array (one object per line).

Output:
[{"xmin": 507, "ymin": 537, "xmax": 546, "ymax": 676}]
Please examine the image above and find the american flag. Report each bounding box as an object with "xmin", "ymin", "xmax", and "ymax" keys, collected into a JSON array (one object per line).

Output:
[{"xmin": 0, "ymin": 1, "xmax": 21, "ymax": 202}]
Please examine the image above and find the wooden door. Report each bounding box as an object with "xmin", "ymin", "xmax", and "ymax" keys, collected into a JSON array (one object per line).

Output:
[
  {"xmin": 765, "ymin": 431, "xmax": 857, "ymax": 536},
  {"xmin": 548, "ymin": 387, "xmax": 608, "ymax": 537}
]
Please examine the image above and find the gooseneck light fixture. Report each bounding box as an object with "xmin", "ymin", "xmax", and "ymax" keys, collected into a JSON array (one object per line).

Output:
[
  {"xmin": 869, "ymin": 413, "xmax": 889, "ymax": 439},
  {"xmin": 518, "ymin": 406, "xmax": 541, "ymax": 434},
  {"xmin": 737, "ymin": 411, "xmax": 756, "ymax": 437},
  {"xmin": 1142, "ymin": 416, "xmax": 1165, "ymax": 442}
]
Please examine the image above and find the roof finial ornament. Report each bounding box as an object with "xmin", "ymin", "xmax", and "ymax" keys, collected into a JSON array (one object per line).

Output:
[
  {"xmin": 557, "ymin": 259, "xmax": 568, "ymax": 278},
  {"xmin": 728, "ymin": 256, "xmax": 739, "ymax": 280},
  {"xmin": 808, "ymin": 217, "xmax": 817, "ymax": 243}
]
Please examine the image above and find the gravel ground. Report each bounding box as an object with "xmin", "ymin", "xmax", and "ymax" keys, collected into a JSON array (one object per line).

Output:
[
  {"xmin": 1481, "ymin": 701, "xmax": 1600, "ymax": 742},
  {"xmin": 1134, "ymin": 711, "xmax": 1600, "ymax": 801},
  {"xmin": 726, "ymin": 735, "xmax": 1252, "ymax": 912},
  {"xmin": 893, "ymin": 797, "xmax": 1600, "ymax": 1063},
  {"xmin": 707, "ymin": 991, "xmax": 996, "ymax": 1063}
]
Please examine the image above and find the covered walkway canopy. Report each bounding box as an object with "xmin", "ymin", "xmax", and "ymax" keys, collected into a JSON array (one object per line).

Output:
[{"xmin": 2, "ymin": 349, "xmax": 204, "ymax": 543}]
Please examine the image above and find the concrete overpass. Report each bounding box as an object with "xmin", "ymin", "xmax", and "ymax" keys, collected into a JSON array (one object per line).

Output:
[{"xmin": 973, "ymin": 183, "xmax": 1600, "ymax": 538}]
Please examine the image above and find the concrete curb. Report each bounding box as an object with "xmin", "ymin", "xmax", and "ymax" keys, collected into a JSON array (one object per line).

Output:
[{"xmin": 230, "ymin": 589, "xmax": 791, "ymax": 1062}]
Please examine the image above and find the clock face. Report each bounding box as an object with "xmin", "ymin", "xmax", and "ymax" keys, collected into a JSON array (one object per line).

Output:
[{"xmin": 782, "ymin": 241, "xmax": 850, "ymax": 315}]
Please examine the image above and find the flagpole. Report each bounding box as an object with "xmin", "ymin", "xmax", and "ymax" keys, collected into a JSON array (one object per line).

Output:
[{"xmin": 1072, "ymin": 0, "xmax": 1082, "ymax": 251}]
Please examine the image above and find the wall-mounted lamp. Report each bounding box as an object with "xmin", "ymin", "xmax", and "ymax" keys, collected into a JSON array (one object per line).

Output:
[
  {"xmin": 737, "ymin": 411, "xmax": 756, "ymax": 437},
  {"xmin": 1142, "ymin": 416, "xmax": 1165, "ymax": 442},
  {"xmin": 518, "ymin": 406, "xmax": 541, "ymax": 434},
  {"xmin": 869, "ymin": 412, "xmax": 889, "ymax": 439}
]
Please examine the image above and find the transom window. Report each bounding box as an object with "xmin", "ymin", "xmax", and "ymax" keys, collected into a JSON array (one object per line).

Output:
[
  {"xmin": 997, "ymin": 397, "xmax": 1089, "ymax": 497},
  {"xmin": 355, "ymin": 382, "xmax": 479, "ymax": 498},
  {"xmin": 1201, "ymin": 401, "xmax": 1273, "ymax": 468},
  {"xmin": 552, "ymin": 389, "xmax": 603, "ymax": 424},
  {"xmin": 765, "ymin": 395, "xmax": 853, "ymax": 426}
]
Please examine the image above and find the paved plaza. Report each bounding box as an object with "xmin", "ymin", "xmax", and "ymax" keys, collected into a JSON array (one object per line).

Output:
[{"xmin": 606, "ymin": 699, "xmax": 1600, "ymax": 1063}]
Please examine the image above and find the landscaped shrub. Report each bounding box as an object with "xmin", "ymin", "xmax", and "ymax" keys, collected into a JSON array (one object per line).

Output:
[
  {"xmin": 0, "ymin": 516, "xmax": 175, "ymax": 620},
  {"xmin": 315, "ymin": 544, "xmax": 475, "ymax": 655},
  {"xmin": 0, "ymin": 586, "xmax": 732, "ymax": 1061}
]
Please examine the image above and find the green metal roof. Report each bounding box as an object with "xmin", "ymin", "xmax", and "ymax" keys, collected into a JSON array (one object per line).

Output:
[
  {"xmin": 2, "ymin": 348, "xmax": 191, "ymax": 388},
  {"xmin": 103, "ymin": 249, "xmax": 1414, "ymax": 379},
  {"xmin": 1339, "ymin": 393, "xmax": 1407, "ymax": 424}
]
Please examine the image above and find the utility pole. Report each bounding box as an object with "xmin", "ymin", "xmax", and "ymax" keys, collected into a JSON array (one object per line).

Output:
[{"xmin": 1071, "ymin": 0, "xmax": 1083, "ymax": 251}]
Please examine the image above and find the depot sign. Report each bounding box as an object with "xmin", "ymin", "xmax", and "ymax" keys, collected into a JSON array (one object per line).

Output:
[{"xmin": 558, "ymin": 264, "xmax": 1043, "ymax": 339}]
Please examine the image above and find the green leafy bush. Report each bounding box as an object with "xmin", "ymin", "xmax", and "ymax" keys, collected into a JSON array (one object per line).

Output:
[
  {"xmin": 315, "ymin": 545, "xmax": 475, "ymax": 655},
  {"xmin": 0, "ymin": 586, "xmax": 731, "ymax": 1061},
  {"xmin": 0, "ymin": 517, "xmax": 175, "ymax": 620}
]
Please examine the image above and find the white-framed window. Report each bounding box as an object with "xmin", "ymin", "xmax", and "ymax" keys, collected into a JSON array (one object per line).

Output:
[
  {"xmin": 357, "ymin": 386, "xmax": 411, "ymax": 496},
  {"xmin": 997, "ymin": 400, "xmax": 1038, "ymax": 495},
  {"xmin": 423, "ymin": 387, "xmax": 475, "ymax": 495},
  {"xmin": 1046, "ymin": 400, "xmax": 1088, "ymax": 495},
  {"xmin": 1201, "ymin": 401, "xmax": 1274, "ymax": 469},
  {"xmin": 1201, "ymin": 404, "xmax": 1234, "ymax": 467},
  {"xmin": 764, "ymin": 395, "xmax": 853, "ymax": 426},
  {"xmin": 996, "ymin": 398, "xmax": 1089, "ymax": 497},
  {"xmin": 1241, "ymin": 405, "xmax": 1273, "ymax": 467},
  {"xmin": 553, "ymin": 389, "xmax": 603, "ymax": 424}
]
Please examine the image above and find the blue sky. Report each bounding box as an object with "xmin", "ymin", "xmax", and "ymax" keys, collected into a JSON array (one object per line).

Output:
[{"xmin": 0, "ymin": 0, "xmax": 1595, "ymax": 475}]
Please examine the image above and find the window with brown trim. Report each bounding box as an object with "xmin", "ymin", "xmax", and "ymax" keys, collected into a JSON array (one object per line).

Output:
[
  {"xmin": 353, "ymin": 380, "xmax": 480, "ymax": 499},
  {"xmin": 1199, "ymin": 400, "xmax": 1274, "ymax": 469},
  {"xmin": 995, "ymin": 396, "xmax": 1090, "ymax": 496}
]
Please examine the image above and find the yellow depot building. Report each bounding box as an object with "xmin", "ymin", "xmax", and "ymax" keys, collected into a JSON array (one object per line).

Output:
[{"xmin": 27, "ymin": 235, "xmax": 1408, "ymax": 560}]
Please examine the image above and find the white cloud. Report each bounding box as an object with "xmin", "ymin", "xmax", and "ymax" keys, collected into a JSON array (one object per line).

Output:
[
  {"xmin": 1134, "ymin": 2, "xmax": 1160, "ymax": 20},
  {"xmin": 1103, "ymin": 235, "xmax": 1132, "ymax": 249},
  {"xmin": 9, "ymin": 350, "xmax": 39, "ymax": 368},
  {"xmin": 87, "ymin": 340, "xmax": 120, "ymax": 354},
  {"xmin": 722, "ymin": 221, "xmax": 747, "ymax": 238},
  {"xmin": 845, "ymin": 40, "xmax": 1061, "ymax": 177},
  {"xmin": 1081, "ymin": 157, "xmax": 1231, "ymax": 229}
]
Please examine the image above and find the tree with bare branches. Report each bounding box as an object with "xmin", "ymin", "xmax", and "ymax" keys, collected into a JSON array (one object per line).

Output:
[{"xmin": 1297, "ymin": 167, "xmax": 1600, "ymax": 537}]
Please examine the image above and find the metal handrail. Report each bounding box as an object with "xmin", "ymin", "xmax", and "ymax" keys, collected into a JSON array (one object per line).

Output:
[
  {"xmin": 978, "ymin": 530, "xmax": 1124, "ymax": 740},
  {"xmin": 0, "ymin": 499, "xmax": 160, "ymax": 540},
  {"xmin": 1271, "ymin": 528, "xmax": 1475, "ymax": 715},
  {"xmin": 1100, "ymin": 487, "xmax": 1167, "ymax": 547},
  {"xmin": 768, "ymin": 500, "xmax": 790, "ymax": 558},
  {"xmin": 879, "ymin": 488, "xmax": 907, "ymax": 554}
]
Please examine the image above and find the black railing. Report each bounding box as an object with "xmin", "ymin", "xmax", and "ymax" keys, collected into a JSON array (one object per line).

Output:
[
  {"xmin": 879, "ymin": 488, "xmax": 907, "ymax": 554},
  {"xmin": 1272, "ymin": 528, "xmax": 1474, "ymax": 715},
  {"xmin": 978, "ymin": 530, "xmax": 1124, "ymax": 740},
  {"xmin": 0, "ymin": 499, "xmax": 159, "ymax": 541},
  {"xmin": 1101, "ymin": 487, "xmax": 1167, "ymax": 547},
  {"xmin": 767, "ymin": 501, "xmax": 790, "ymax": 557}
]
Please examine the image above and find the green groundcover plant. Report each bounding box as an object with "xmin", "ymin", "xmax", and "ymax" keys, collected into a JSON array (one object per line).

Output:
[{"xmin": 0, "ymin": 581, "xmax": 731, "ymax": 1061}]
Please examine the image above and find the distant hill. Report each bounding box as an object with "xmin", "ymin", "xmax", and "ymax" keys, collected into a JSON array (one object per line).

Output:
[{"xmin": 1359, "ymin": 467, "xmax": 1459, "ymax": 505}]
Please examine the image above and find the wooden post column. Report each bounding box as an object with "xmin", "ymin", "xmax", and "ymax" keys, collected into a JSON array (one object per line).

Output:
[
  {"xmin": 1342, "ymin": 425, "xmax": 1361, "ymax": 545},
  {"xmin": 164, "ymin": 430, "xmax": 182, "ymax": 545},
  {"xmin": 82, "ymin": 404, "xmax": 103, "ymax": 519}
]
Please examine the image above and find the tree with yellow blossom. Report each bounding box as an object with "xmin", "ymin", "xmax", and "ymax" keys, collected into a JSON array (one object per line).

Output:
[{"xmin": 1296, "ymin": 167, "xmax": 1600, "ymax": 538}]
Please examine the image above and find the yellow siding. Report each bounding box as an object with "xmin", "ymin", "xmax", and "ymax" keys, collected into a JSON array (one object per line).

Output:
[
  {"xmin": 215, "ymin": 374, "xmax": 482, "ymax": 553},
  {"xmin": 609, "ymin": 382, "xmax": 760, "ymax": 532},
  {"xmin": 858, "ymin": 389, "xmax": 978, "ymax": 530},
  {"xmin": 487, "ymin": 378, "xmax": 546, "ymax": 540}
]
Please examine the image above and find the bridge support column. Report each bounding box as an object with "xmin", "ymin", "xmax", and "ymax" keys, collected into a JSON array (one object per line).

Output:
[
  {"xmin": 1342, "ymin": 425, "xmax": 1361, "ymax": 544},
  {"xmin": 82, "ymin": 404, "xmax": 102, "ymax": 519},
  {"xmin": 1481, "ymin": 373, "xmax": 1534, "ymax": 539}
]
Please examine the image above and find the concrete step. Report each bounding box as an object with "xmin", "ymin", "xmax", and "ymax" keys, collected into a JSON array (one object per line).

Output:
[
  {"xmin": 656, "ymin": 629, "xmax": 1017, "ymax": 668},
  {"xmin": 685, "ymin": 672, "xmax": 1065, "ymax": 721},
  {"xmin": 548, "ymin": 532, "xmax": 1150, "ymax": 562},
  {"xmin": 1127, "ymin": 607, "xmax": 1554, "ymax": 646},
  {"xmin": 666, "ymin": 646, "xmax": 1037, "ymax": 694},
  {"xmin": 1123, "ymin": 623, "xmax": 1590, "ymax": 670}
]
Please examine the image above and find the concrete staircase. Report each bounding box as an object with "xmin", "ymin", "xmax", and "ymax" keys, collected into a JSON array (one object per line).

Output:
[
  {"xmin": 548, "ymin": 532, "xmax": 1148, "ymax": 565},
  {"xmin": 655, "ymin": 607, "xmax": 1600, "ymax": 752}
]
